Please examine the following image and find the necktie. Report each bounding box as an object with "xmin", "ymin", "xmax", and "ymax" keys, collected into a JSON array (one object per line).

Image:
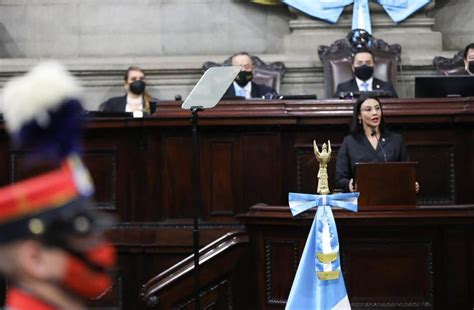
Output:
[
  {"xmin": 361, "ymin": 82, "xmax": 369, "ymax": 91},
  {"xmin": 236, "ymin": 87, "xmax": 246, "ymax": 97}
]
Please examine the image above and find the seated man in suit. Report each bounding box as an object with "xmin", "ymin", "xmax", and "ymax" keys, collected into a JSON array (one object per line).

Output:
[
  {"xmin": 335, "ymin": 49, "xmax": 398, "ymax": 98},
  {"xmin": 223, "ymin": 52, "xmax": 278, "ymax": 99},
  {"xmin": 100, "ymin": 66, "xmax": 157, "ymax": 115},
  {"xmin": 463, "ymin": 43, "xmax": 474, "ymax": 75}
]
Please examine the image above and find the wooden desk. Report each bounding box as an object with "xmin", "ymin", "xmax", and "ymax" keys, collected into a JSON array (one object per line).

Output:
[
  {"xmin": 239, "ymin": 204, "xmax": 474, "ymax": 309},
  {"xmin": 0, "ymin": 98, "xmax": 473, "ymax": 308}
]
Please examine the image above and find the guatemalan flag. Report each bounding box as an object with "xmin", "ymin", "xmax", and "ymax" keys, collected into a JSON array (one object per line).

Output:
[
  {"xmin": 286, "ymin": 193, "xmax": 359, "ymax": 310},
  {"xmin": 280, "ymin": 0, "xmax": 432, "ymax": 34}
]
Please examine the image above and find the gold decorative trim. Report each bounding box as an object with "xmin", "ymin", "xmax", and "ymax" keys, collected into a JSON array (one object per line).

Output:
[
  {"xmin": 317, "ymin": 270, "xmax": 340, "ymax": 281},
  {"xmin": 316, "ymin": 252, "xmax": 338, "ymax": 263}
]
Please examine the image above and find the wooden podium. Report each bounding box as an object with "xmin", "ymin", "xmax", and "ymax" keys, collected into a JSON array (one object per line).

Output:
[{"xmin": 355, "ymin": 162, "xmax": 417, "ymax": 210}]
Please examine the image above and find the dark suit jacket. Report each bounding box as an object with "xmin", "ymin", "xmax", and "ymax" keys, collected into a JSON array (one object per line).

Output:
[
  {"xmin": 99, "ymin": 95, "xmax": 157, "ymax": 114},
  {"xmin": 335, "ymin": 78, "xmax": 398, "ymax": 98},
  {"xmin": 223, "ymin": 82, "xmax": 278, "ymax": 99},
  {"xmin": 99, "ymin": 95, "xmax": 127, "ymax": 112},
  {"xmin": 335, "ymin": 131, "xmax": 408, "ymax": 192}
]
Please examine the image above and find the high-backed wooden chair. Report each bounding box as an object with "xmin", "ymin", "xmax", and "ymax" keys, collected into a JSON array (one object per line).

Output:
[
  {"xmin": 202, "ymin": 55, "xmax": 286, "ymax": 93},
  {"xmin": 318, "ymin": 38, "xmax": 401, "ymax": 98},
  {"xmin": 433, "ymin": 50, "xmax": 466, "ymax": 75}
]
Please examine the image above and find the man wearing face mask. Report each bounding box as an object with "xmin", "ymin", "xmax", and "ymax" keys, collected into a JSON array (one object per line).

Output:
[
  {"xmin": 100, "ymin": 66, "xmax": 157, "ymax": 115},
  {"xmin": 462, "ymin": 43, "xmax": 474, "ymax": 75},
  {"xmin": 335, "ymin": 49, "xmax": 398, "ymax": 98},
  {"xmin": 223, "ymin": 52, "xmax": 278, "ymax": 99}
]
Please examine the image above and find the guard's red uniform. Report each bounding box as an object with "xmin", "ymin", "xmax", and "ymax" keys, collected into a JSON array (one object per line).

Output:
[{"xmin": 6, "ymin": 287, "xmax": 55, "ymax": 310}]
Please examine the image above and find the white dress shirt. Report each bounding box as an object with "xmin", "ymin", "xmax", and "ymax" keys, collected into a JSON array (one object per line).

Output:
[
  {"xmin": 233, "ymin": 81, "xmax": 252, "ymax": 99},
  {"xmin": 356, "ymin": 77, "xmax": 373, "ymax": 91},
  {"xmin": 126, "ymin": 95, "xmax": 144, "ymax": 118}
]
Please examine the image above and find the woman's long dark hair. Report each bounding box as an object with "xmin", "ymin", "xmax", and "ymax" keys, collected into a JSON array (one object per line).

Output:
[
  {"xmin": 350, "ymin": 94, "xmax": 387, "ymax": 137},
  {"xmin": 124, "ymin": 66, "xmax": 152, "ymax": 113}
]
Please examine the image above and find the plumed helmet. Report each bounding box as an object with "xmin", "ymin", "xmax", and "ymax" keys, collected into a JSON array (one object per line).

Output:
[{"xmin": 0, "ymin": 61, "xmax": 113, "ymax": 245}]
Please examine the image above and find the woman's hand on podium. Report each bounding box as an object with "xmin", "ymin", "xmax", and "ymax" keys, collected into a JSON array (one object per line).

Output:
[{"xmin": 349, "ymin": 178, "xmax": 355, "ymax": 192}]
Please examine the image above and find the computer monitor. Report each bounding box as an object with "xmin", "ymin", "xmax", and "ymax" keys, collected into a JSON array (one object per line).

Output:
[{"xmin": 415, "ymin": 75, "xmax": 474, "ymax": 98}]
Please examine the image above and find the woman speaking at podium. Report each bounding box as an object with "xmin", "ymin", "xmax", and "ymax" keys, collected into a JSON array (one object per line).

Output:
[{"xmin": 335, "ymin": 95, "xmax": 418, "ymax": 193}]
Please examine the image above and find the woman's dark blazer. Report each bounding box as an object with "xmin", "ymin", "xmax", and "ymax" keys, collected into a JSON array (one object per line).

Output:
[
  {"xmin": 99, "ymin": 95, "xmax": 127, "ymax": 112},
  {"xmin": 335, "ymin": 131, "xmax": 409, "ymax": 192},
  {"xmin": 99, "ymin": 95, "xmax": 157, "ymax": 114}
]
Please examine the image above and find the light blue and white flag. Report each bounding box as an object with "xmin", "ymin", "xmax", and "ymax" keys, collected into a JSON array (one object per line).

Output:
[
  {"xmin": 286, "ymin": 192, "xmax": 358, "ymax": 310},
  {"xmin": 282, "ymin": 0, "xmax": 432, "ymax": 33}
]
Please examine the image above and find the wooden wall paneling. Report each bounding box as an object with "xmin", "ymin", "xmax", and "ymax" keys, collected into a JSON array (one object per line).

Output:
[
  {"xmin": 200, "ymin": 134, "xmax": 242, "ymax": 221},
  {"xmin": 84, "ymin": 127, "xmax": 143, "ymax": 221},
  {"xmin": 400, "ymin": 123, "xmax": 474, "ymax": 205},
  {"xmin": 9, "ymin": 151, "xmax": 49, "ymax": 182},
  {"xmin": 342, "ymin": 240, "xmax": 433, "ymax": 308},
  {"xmin": 141, "ymin": 127, "xmax": 163, "ymax": 221},
  {"xmin": 401, "ymin": 125, "xmax": 458, "ymax": 205},
  {"xmin": 408, "ymin": 144, "xmax": 455, "ymax": 205},
  {"xmin": 380, "ymin": 122, "xmax": 472, "ymax": 205},
  {"xmin": 161, "ymin": 133, "xmax": 194, "ymax": 220},
  {"xmin": 453, "ymin": 128, "xmax": 474, "ymax": 204},
  {"xmin": 434, "ymin": 226, "xmax": 474, "ymax": 309},
  {"xmin": 280, "ymin": 130, "xmax": 297, "ymax": 196},
  {"xmin": 123, "ymin": 126, "xmax": 155, "ymax": 222},
  {"xmin": 294, "ymin": 143, "xmax": 317, "ymax": 194},
  {"xmin": 471, "ymin": 129, "xmax": 474, "ymax": 201},
  {"xmin": 264, "ymin": 238, "xmax": 299, "ymax": 306},
  {"xmin": 254, "ymin": 226, "xmax": 308, "ymax": 310},
  {"xmin": 470, "ymin": 224, "xmax": 474, "ymax": 308},
  {"xmin": 241, "ymin": 206, "xmax": 474, "ymax": 310},
  {"xmin": 82, "ymin": 150, "xmax": 117, "ymax": 210},
  {"xmin": 260, "ymin": 225, "xmax": 436, "ymax": 309},
  {"xmin": 242, "ymin": 132, "xmax": 282, "ymax": 208}
]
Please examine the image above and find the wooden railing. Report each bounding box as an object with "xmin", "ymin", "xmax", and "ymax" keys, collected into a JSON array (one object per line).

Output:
[{"xmin": 141, "ymin": 231, "xmax": 250, "ymax": 309}]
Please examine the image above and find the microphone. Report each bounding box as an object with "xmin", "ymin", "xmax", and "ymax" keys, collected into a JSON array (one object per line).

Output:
[{"xmin": 371, "ymin": 128, "xmax": 387, "ymax": 162}]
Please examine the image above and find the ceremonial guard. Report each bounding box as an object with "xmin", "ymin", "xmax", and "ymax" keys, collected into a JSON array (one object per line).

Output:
[{"xmin": 0, "ymin": 62, "xmax": 116, "ymax": 309}]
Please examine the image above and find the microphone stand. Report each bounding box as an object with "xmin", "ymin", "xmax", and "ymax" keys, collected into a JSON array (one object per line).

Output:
[
  {"xmin": 180, "ymin": 66, "xmax": 240, "ymax": 309},
  {"xmin": 371, "ymin": 128, "xmax": 387, "ymax": 162},
  {"xmin": 190, "ymin": 106, "xmax": 203, "ymax": 310}
]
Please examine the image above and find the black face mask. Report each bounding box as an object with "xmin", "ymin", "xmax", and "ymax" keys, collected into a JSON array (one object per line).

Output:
[
  {"xmin": 129, "ymin": 80, "xmax": 146, "ymax": 95},
  {"xmin": 467, "ymin": 61, "xmax": 474, "ymax": 75},
  {"xmin": 354, "ymin": 65, "xmax": 374, "ymax": 81},
  {"xmin": 235, "ymin": 71, "xmax": 253, "ymax": 87}
]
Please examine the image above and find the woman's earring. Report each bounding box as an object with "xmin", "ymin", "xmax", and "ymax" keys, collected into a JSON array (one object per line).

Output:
[{"xmin": 358, "ymin": 118, "xmax": 361, "ymax": 124}]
